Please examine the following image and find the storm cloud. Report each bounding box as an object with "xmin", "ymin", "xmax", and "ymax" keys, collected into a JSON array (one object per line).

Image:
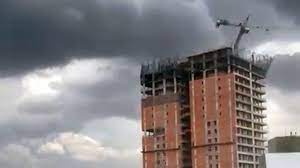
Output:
[
  {"xmin": 0, "ymin": 0, "xmax": 299, "ymax": 167},
  {"xmin": 0, "ymin": 58, "xmax": 141, "ymax": 146},
  {"xmin": 267, "ymin": 53, "xmax": 300, "ymax": 91},
  {"xmin": 264, "ymin": 0, "xmax": 300, "ymax": 24},
  {"xmin": 0, "ymin": 0, "xmax": 221, "ymax": 76}
]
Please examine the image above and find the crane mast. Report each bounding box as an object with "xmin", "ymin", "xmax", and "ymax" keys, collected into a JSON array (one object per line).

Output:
[{"xmin": 216, "ymin": 15, "xmax": 268, "ymax": 56}]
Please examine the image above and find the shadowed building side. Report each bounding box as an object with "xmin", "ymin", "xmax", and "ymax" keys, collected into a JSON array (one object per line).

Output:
[{"xmin": 141, "ymin": 59, "xmax": 192, "ymax": 168}]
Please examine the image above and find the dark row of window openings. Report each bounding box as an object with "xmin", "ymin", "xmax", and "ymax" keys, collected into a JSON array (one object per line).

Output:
[
  {"xmin": 200, "ymin": 103, "xmax": 224, "ymax": 118},
  {"xmin": 208, "ymin": 153, "xmax": 220, "ymax": 168},
  {"xmin": 238, "ymin": 163, "xmax": 254, "ymax": 168},
  {"xmin": 151, "ymin": 120, "xmax": 170, "ymax": 127},
  {"xmin": 235, "ymin": 69, "xmax": 250, "ymax": 78},
  {"xmin": 238, "ymin": 154, "xmax": 254, "ymax": 162},
  {"xmin": 208, "ymin": 138, "xmax": 218, "ymax": 144},
  {"xmin": 201, "ymin": 113, "xmax": 223, "ymax": 119},
  {"xmin": 200, "ymin": 86, "xmax": 223, "ymax": 94},
  {"xmin": 156, "ymin": 160, "xmax": 166, "ymax": 166},
  {"xmin": 151, "ymin": 112, "xmax": 169, "ymax": 118},
  {"xmin": 209, "ymin": 155, "xmax": 219, "ymax": 160},
  {"xmin": 237, "ymin": 128, "xmax": 252, "ymax": 136},
  {"xmin": 238, "ymin": 137, "xmax": 253, "ymax": 145},
  {"xmin": 156, "ymin": 136, "xmax": 166, "ymax": 141},
  {"xmin": 235, "ymin": 76, "xmax": 250, "ymax": 85},
  {"xmin": 146, "ymin": 128, "xmax": 165, "ymax": 136},
  {"xmin": 238, "ymin": 145, "xmax": 253, "ymax": 153},
  {"xmin": 207, "ymin": 120, "xmax": 219, "ymax": 144},
  {"xmin": 236, "ymin": 85, "xmax": 250, "ymax": 94},
  {"xmin": 200, "ymin": 84, "xmax": 225, "ymax": 117},
  {"xmin": 236, "ymin": 94, "xmax": 251, "ymax": 102},
  {"xmin": 235, "ymin": 85, "xmax": 265, "ymax": 98},
  {"xmin": 207, "ymin": 121, "xmax": 217, "ymax": 127},
  {"xmin": 208, "ymin": 145, "xmax": 218, "ymax": 152},
  {"xmin": 156, "ymin": 143, "xmax": 190, "ymax": 150},
  {"xmin": 254, "ymin": 141, "xmax": 264, "ymax": 146},
  {"xmin": 237, "ymin": 120, "xmax": 252, "ymax": 128},
  {"xmin": 209, "ymin": 163, "xmax": 219, "ymax": 168},
  {"xmin": 199, "ymin": 77, "xmax": 222, "ymax": 84},
  {"xmin": 150, "ymin": 105, "xmax": 170, "ymax": 122},
  {"xmin": 236, "ymin": 108, "xmax": 264, "ymax": 116},
  {"xmin": 202, "ymin": 94, "xmax": 222, "ymax": 101},
  {"xmin": 208, "ymin": 129, "xmax": 218, "ymax": 135},
  {"xmin": 255, "ymin": 156, "xmax": 261, "ymax": 162},
  {"xmin": 156, "ymin": 144, "xmax": 166, "ymax": 149},
  {"xmin": 236, "ymin": 102, "xmax": 251, "ymax": 111},
  {"xmin": 156, "ymin": 152, "xmax": 166, "ymax": 166},
  {"xmin": 151, "ymin": 104, "xmax": 169, "ymax": 111}
]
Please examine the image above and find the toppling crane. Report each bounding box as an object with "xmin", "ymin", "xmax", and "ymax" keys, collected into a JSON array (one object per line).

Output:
[
  {"xmin": 216, "ymin": 15, "xmax": 274, "ymax": 74},
  {"xmin": 216, "ymin": 15, "xmax": 270, "ymax": 56}
]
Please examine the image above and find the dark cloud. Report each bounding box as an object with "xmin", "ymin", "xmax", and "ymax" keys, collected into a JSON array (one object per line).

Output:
[
  {"xmin": 0, "ymin": 59, "xmax": 140, "ymax": 146},
  {"xmin": 267, "ymin": 53, "xmax": 300, "ymax": 91},
  {"xmin": 264, "ymin": 0, "xmax": 300, "ymax": 24},
  {"xmin": 202, "ymin": 0, "xmax": 300, "ymax": 94},
  {"xmin": 0, "ymin": 115, "xmax": 63, "ymax": 146},
  {"xmin": 204, "ymin": 0, "xmax": 286, "ymax": 48},
  {"xmin": 0, "ymin": 1, "xmax": 300, "ymax": 167},
  {"xmin": 30, "ymin": 59, "xmax": 140, "ymax": 118},
  {"xmin": 0, "ymin": 0, "xmax": 221, "ymax": 76}
]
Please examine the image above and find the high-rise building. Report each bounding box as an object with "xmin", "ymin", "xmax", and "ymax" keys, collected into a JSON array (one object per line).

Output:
[{"xmin": 141, "ymin": 47, "xmax": 273, "ymax": 168}]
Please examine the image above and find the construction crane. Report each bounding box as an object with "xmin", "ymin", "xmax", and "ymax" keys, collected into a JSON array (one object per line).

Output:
[{"xmin": 216, "ymin": 15, "xmax": 270, "ymax": 56}]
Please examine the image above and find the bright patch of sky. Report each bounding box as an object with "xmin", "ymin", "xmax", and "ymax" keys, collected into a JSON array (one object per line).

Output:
[{"xmin": 255, "ymin": 41, "xmax": 300, "ymax": 56}]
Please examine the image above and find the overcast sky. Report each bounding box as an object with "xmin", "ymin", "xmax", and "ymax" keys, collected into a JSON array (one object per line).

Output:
[{"xmin": 0, "ymin": 0, "xmax": 300, "ymax": 167}]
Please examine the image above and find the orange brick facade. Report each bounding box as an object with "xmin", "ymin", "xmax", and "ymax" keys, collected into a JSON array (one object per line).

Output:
[
  {"xmin": 142, "ymin": 100, "xmax": 182, "ymax": 168},
  {"xmin": 190, "ymin": 73, "xmax": 237, "ymax": 168},
  {"xmin": 141, "ymin": 48, "xmax": 270, "ymax": 168}
]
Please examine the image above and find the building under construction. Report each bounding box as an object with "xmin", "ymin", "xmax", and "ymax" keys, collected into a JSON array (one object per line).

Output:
[{"xmin": 141, "ymin": 47, "xmax": 273, "ymax": 168}]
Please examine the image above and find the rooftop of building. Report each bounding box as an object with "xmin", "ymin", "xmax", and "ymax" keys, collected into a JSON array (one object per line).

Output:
[
  {"xmin": 268, "ymin": 135, "xmax": 300, "ymax": 153},
  {"xmin": 141, "ymin": 47, "xmax": 273, "ymax": 78},
  {"xmin": 269, "ymin": 135, "xmax": 300, "ymax": 142}
]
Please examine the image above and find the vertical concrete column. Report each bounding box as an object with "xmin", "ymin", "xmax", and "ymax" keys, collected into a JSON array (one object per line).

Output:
[
  {"xmin": 144, "ymin": 155, "xmax": 147, "ymax": 168},
  {"xmin": 174, "ymin": 71, "xmax": 180, "ymax": 168},
  {"xmin": 142, "ymin": 76, "xmax": 146, "ymax": 98},
  {"xmin": 163, "ymin": 78, "xmax": 166, "ymax": 95},
  {"xmin": 164, "ymin": 103, "xmax": 168, "ymax": 167},
  {"xmin": 227, "ymin": 52, "xmax": 235, "ymax": 168},
  {"xmin": 214, "ymin": 53, "xmax": 219, "ymax": 118},
  {"xmin": 203, "ymin": 55, "xmax": 207, "ymax": 145},
  {"xmin": 173, "ymin": 71, "xmax": 177, "ymax": 94},
  {"xmin": 142, "ymin": 76, "xmax": 146, "ymax": 132},
  {"xmin": 203, "ymin": 55, "xmax": 209, "ymax": 168},
  {"xmin": 151, "ymin": 69, "xmax": 157, "ymax": 168},
  {"xmin": 190, "ymin": 59, "xmax": 197, "ymax": 168},
  {"xmin": 213, "ymin": 53, "xmax": 221, "ymax": 168},
  {"xmin": 249, "ymin": 63, "xmax": 256, "ymax": 167},
  {"xmin": 152, "ymin": 72, "xmax": 155, "ymax": 97}
]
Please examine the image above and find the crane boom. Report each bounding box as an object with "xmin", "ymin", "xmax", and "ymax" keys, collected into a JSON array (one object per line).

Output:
[
  {"xmin": 233, "ymin": 16, "xmax": 251, "ymax": 56},
  {"xmin": 216, "ymin": 15, "xmax": 268, "ymax": 55}
]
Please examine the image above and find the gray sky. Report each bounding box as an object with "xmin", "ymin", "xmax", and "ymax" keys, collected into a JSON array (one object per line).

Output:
[{"xmin": 0, "ymin": 0, "xmax": 300, "ymax": 167}]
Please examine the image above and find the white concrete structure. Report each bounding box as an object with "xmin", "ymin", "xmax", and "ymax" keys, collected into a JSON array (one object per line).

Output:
[{"xmin": 260, "ymin": 153, "xmax": 300, "ymax": 168}]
